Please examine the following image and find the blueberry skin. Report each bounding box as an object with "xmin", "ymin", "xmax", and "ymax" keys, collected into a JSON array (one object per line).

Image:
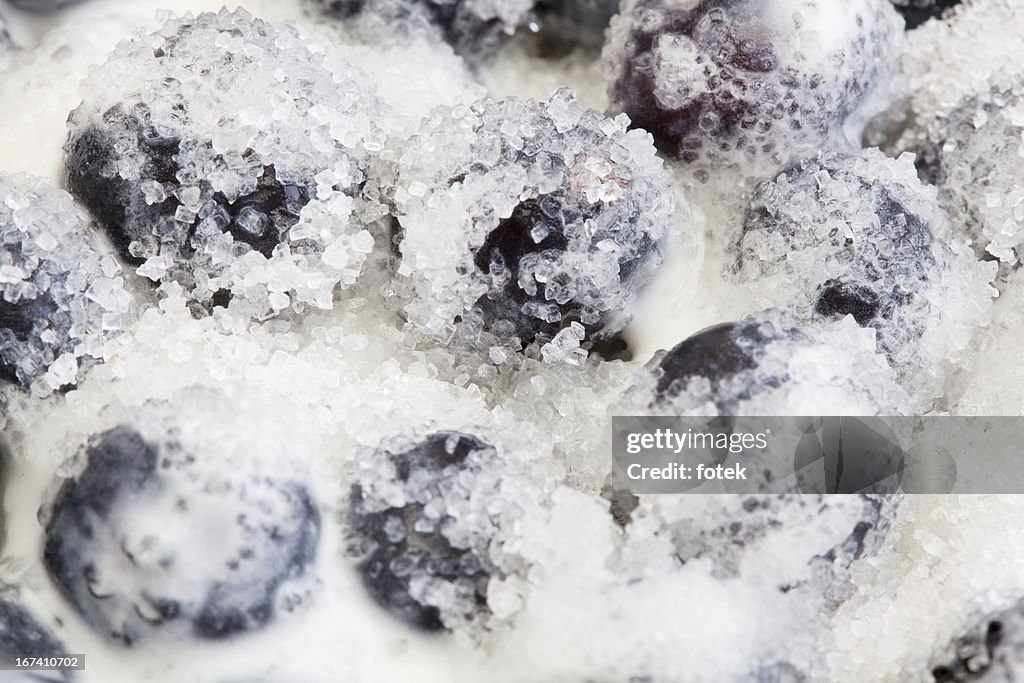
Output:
[
  {"xmin": 348, "ymin": 432, "xmax": 493, "ymax": 631},
  {"xmin": 653, "ymin": 320, "xmax": 766, "ymax": 407},
  {"xmin": 471, "ymin": 197, "xmax": 573, "ymax": 344},
  {"xmin": 892, "ymin": 0, "xmax": 962, "ymax": 29},
  {"xmin": 814, "ymin": 280, "xmax": 882, "ymax": 327},
  {"xmin": 43, "ymin": 426, "xmax": 320, "ymax": 645},
  {"xmin": 0, "ymin": 592, "xmax": 71, "ymax": 682},
  {"xmin": 65, "ymin": 104, "xmax": 313, "ymax": 270}
]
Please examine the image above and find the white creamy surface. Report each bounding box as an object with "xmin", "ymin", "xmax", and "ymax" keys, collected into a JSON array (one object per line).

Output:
[{"xmin": 1, "ymin": 1, "xmax": 1023, "ymax": 682}]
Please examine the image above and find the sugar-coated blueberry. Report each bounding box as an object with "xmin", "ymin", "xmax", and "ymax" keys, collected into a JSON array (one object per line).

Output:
[
  {"xmin": 389, "ymin": 89, "xmax": 678, "ymax": 361},
  {"xmin": 64, "ymin": 9, "xmax": 387, "ymax": 318},
  {"xmin": 735, "ymin": 149, "xmax": 994, "ymax": 407},
  {"xmin": 602, "ymin": 0, "xmax": 904, "ymax": 174},
  {"xmin": 348, "ymin": 432, "xmax": 496, "ymax": 631}
]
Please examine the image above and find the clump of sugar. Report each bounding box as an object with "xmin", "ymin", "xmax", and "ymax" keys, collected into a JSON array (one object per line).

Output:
[
  {"xmin": 0, "ymin": 173, "xmax": 134, "ymax": 398},
  {"xmin": 915, "ymin": 74, "xmax": 1024, "ymax": 267}
]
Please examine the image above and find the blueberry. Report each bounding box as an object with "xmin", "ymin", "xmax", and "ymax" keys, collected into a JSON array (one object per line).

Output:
[
  {"xmin": 390, "ymin": 90, "xmax": 676, "ymax": 359},
  {"xmin": 735, "ymin": 149, "xmax": 993, "ymax": 401},
  {"xmin": 891, "ymin": 0, "xmax": 962, "ymax": 29},
  {"xmin": 0, "ymin": 173, "xmax": 133, "ymax": 395},
  {"xmin": 64, "ymin": 9, "xmax": 387, "ymax": 317},
  {"xmin": 470, "ymin": 196, "xmax": 656, "ymax": 344},
  {"xmin": 310, "ymin": 0, "xmax": 536, "ymax": 62},
  {"xmin": 642, "ymin": 309, "xmax": 909, "ymax": 415},
  {"xmin": 347, "ymin": 432, "xmax": 500, "ymax": 631},
  {"xmin": 0, "ymin": 589, "xmax": 71, "ymax": 681},
  {"xmin": 652, "ymin": 320, "xmax": 763, "ymax": 408},
  {"xmin": 602, "ymin": 0, "xmax": 903, "ymax": 172},
  {"xmin": 43, "ymin": 424, "xmax": 320, "ymax": 645},
  {"xmin": 776, "ymin": 165, "xmax": 940, "ymax": 347},
  {"xmin": 929, "ymin": 600, "xmax": 1024, "ymax": 681}
]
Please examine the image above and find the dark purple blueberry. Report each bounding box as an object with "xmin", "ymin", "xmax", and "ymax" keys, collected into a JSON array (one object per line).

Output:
[
  {"xmin": 347, "ymin": 432, "xmax": 496, "ymax": 632},
  {"xmin": 653, "ymin": 319, "xmax": 767, "ymax": 408},
  {"xmin": 43, "ymin": 426, "xmax": 320, "ymax": 645},
  {"xmin": 739, "ymin": 152, "xmax": 937, "ymax": 365},
  {"xmin": 65, "ymin": 104, "xmax": 312, "ymax": 269}
]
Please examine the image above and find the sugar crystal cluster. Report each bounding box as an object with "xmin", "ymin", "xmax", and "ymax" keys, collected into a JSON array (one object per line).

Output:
[
  {"xmin": 916, "ymin": 75, "xmax": 1024, "ymax": 267},
  {"xmin": 65, "ymin": 8, "xmax": 389, "ymax": 320},
  {"xmin": 0, "ymin": 173, "xmax": 133, "ymax": 397}
]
